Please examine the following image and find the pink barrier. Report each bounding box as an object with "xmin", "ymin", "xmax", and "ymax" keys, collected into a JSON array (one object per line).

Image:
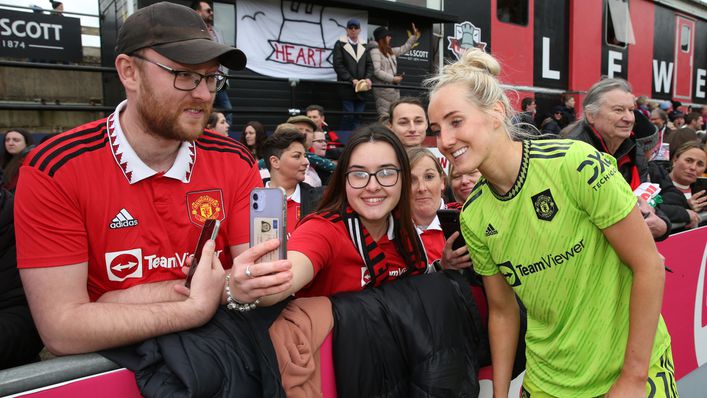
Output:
[
  {"xmin": 12, "ymin": 369, "xmax": 141, "ymax": 398},
  {"xmin": 657, "ymin": 226, "xmax": 707, "ymax": 379},
  {"xmin": 8, "ymin": 226, "xmax": 705, "ymax": 396}
]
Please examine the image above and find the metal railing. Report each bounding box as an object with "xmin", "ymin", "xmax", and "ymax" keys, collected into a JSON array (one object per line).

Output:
[{"xmin": 0, "ymin": 353, "xmax": 119, "ymax": 396}]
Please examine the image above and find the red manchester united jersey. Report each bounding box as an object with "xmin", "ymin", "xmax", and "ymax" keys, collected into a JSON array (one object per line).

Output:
[
  {"xmin": 288, "ymin": 214, "xmax": 409, "ymax": 297},
  {"xmin": 15, "ymin": 101, "xmax": 263, "ymax": 301}
]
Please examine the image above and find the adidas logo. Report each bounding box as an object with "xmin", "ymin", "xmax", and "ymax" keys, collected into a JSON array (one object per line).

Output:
[
  {"xmin": 485, "ymin": 223, "xmax": 498, "ymax": 237},
  {"xmin": 110, "ymin": 208, "xmax": 139, "ymax": 229}
]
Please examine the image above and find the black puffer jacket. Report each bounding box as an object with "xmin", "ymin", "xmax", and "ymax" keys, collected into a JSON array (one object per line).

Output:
[
  {"xmin": 647, "ymin": 162, "xmax": 692, "ymax": 226},
  {"xmin": 101, "ymin": 301, "xmax": 289, "ymax": 398},
  {"xmin": 0, "ymin": 188, "xmax": 44, "ymax": 369},
  {"xmin": 331, "ymin": 271, "xmax": 489, "ymax": 398}
]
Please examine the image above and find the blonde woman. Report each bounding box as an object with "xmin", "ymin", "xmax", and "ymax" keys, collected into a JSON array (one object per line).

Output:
[{"xmin": 427, "ymin": 49, "xmax": 673, "ymax": 397}]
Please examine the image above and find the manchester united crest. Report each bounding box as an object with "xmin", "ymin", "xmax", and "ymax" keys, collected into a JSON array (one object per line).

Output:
[
  {"xmin": 531, "ymin": 189, "xmax": 558, "ymax": 221},
  {"xmin": 187, "ymin": 189, "xmax": 226, "ymax": 226}
]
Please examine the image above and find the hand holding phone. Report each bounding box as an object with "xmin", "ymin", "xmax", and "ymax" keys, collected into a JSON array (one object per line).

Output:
[
  {"xmin": 437, "ymin": 209, "xmax": 465, "ymax": 250},
  {"xmin": 692, "ymin": 177, "xmax": 707, "ymax": 195},
  {"xmin": 250, "ymin": 188, "xmax": 287, "ymax": 263},
  {"xmin": 185, "ymin": 219, "xmax": 220, "ymax": 289}
]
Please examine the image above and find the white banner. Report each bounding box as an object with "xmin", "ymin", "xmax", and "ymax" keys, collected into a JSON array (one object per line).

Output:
[{"xmin": 237, "ymin": 0, "xmax": 367, "ymax": 80}]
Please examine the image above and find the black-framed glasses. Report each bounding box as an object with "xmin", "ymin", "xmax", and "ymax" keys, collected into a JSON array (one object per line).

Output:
[
  {"xmin": 346, "ymin": 168, "xmax": 400, "ymax": 189},
  {"xmin": 131, "ymin": 53, "xmax": 226, "ymax": 93}
]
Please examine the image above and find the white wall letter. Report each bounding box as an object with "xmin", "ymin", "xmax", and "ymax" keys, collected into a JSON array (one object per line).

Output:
[
  {"xmin": 652, "ymin": 59, "xmax": 674, "ymax": 94},
  {"xmin": 696, "ymin": 68, "xmax": 706, "ymax": 99},
  {"xmin": 608, "ymin": 50, "xmax": 622, "ymax": 78},
  {"xmin": 542, "ymin": 37, "xmax": 560, "ymax": 80}
]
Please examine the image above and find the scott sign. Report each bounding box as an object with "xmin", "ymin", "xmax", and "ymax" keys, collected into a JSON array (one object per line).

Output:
[{"xmin": 0, "ymin": 9, "xmax": 81, "ymax": 62}]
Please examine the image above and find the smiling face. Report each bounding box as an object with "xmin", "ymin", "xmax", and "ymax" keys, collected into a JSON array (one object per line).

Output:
[
  {"xmin": 671, "ymin": 148, "xmax": 707, "ymax": 186},
  {"xmin": 4, "ymin": 131, "xmax": 27, "ymax": 155},
  {"xmin": 451, "ymin": 168, "xmax": 481, "ymax": 202},
  {"xmin": 389, "ymin": 103, "xmax": 428, "ymax": 147},
  {"xmin": 410, "ymin": 156, "xmax": 444, "ymax": 224},
  {"xmin": 345, "ymin": 141, "xmax": 402, "ymax": 229},
  {"xmin": 311, "ymin": 131, "xmax": 327, "ymax": 157},
  {"xmin": 586, "ymin": 89, "xmax": 636, "ymax": 149},
  {"xmin": 133, "ymin": 50, "xmax": 218, "ymax": 142},
  {"xmin": 428, "ymin": 83, "xmax": 498, "ymax": 175}
]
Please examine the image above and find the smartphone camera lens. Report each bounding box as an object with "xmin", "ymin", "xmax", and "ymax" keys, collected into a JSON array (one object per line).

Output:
[
  {"xmin": 253, "ymin": 202, "xmax": 259, "ymax": 210},
  {"xmin": 253, "ymin": 193, "xmax": 259, "ymax": 201}
]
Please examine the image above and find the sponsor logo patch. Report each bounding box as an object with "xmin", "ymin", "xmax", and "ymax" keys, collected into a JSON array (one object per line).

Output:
[
  {"xmin": 576, "ymin": 150, "xmax": 614, "ymax": 190},
  {"xmin": 360, "ymin": 266, "xmax": 371, "ymax": 287},
  {"xmin": 109, "ymin": 208, "xmax": 138, "ymax": 229},
  {"xmin": 105, "ymin": 248, "xmax": 143, "ymax": 282},
  {"xmin": 485, "ymin": 223, "xmax": 498, "ymax": 236},
  {"xmin": 498, "ymin": 261, "xmax": 521, "ymax": 287},
  {"xmin": 187, "ymin": 189, "xmax": 225, "ymax": 226}
]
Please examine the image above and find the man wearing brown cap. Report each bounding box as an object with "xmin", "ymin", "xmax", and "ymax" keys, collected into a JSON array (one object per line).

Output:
[{"xmin": 14, "ymin": 2, "xmax": 291, "ymax": 355}]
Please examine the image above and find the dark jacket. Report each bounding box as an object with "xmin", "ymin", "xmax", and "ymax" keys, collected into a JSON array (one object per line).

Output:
[
  {"xmin": 332, "ymin": 37, "xmax": 373, "ymax": 101},
  {"xmin": 0, "ymin": 188, "xmax": 44, "ymax": 370},
  {"xmin": 330, "ymin": 271, "xmax": 490, "ymax": 398},
  {"xmin": 540, "ymin": 117, "xmax": 561, "ymax": 137},
  {"xmin": 101, "ymin": 301, "xmax": 290, "ymax": 398},
  {"xmin": 300, "ymin": 182, "xmax": 324, "ymax": 217},
  {"xmin": 647, "ymin": 162, "xmax": 692, "ymax": 226},
  {"xmin": 558, "ymin": 105, "xmax": 576, "ymax": 129}
]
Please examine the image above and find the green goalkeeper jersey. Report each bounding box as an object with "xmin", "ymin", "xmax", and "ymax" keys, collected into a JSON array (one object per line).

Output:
[{"xmin": 461, "ymin": 139, "xmax": 670, "ymax": 397}]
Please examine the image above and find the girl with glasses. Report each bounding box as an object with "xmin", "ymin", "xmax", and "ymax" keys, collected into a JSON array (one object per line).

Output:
[{"xmin": 230, "ymin": 124, "xmax": 428, "ymax": 302}]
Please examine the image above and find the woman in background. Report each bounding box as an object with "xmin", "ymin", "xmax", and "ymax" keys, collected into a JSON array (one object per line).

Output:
[
  {"xmin": 2, "ymin": 129, "xmax": 34, "ymax": 191},
  {"xmin": 407, "ymin": 147, "xmax": 470, "ymax": 270},
  {"xmin": 206, "ymin": 112, "xmax": 230, "ymax": 136},
  {"xmin": 369, "ymin": 23, "xmax": 420, "ymax": 117},
  {"xmin": 239, "ymin": 121, "xmax": 266, "ymax": 159}
]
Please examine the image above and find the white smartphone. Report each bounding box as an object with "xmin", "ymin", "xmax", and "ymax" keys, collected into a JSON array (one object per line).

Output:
[{"xmin": 249, "ymin": 187, "xmax": 287, "ymax": 262}]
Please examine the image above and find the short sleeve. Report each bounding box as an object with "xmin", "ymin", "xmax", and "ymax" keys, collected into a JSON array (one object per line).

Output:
[
  {"xmin": 288, "ymin": 217, "xmax": 338, "ymax": 275},
  {"xmin": 227, "ymin": 161, "xmax": 263, "ymax": 246},
  {"xmin": 15, "ymin": 166, "xmax": 88, "ymax": 268},
  {"xmin": 562, "ymin": 142, "xmax": 636, "ymax": 229},
  {"xmin": 460, "ymin": 207, "xmax": 498, "ymax": 277}
]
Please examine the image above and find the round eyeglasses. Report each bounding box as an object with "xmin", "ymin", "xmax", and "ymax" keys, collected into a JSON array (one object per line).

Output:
[
  {"xmin": 131, "ymin": 53, "xmax": 226, "ymax": 93},
  {"xmin": 346, "ymin": 168, "xmax": 400, "ymax": 189}
]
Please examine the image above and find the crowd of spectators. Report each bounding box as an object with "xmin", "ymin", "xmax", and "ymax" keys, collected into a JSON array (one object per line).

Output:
[{"xmin": 2, "ymin": 2, "xmax": 707, "ymax": 397}]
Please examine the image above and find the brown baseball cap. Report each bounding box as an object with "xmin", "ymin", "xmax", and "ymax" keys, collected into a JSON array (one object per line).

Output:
[
  {"xmin": 286, "ymin": 115, "xmax": 318, "ymax": 131},
  {"xmin": 115, "ymin": 2, "xmax": 246, "ymax": 70}
]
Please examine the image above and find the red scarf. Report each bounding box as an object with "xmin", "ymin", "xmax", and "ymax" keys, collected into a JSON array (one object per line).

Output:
[{"xmin": 318, "ymin": 207, "xmax": 428, "ymax": 288}]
